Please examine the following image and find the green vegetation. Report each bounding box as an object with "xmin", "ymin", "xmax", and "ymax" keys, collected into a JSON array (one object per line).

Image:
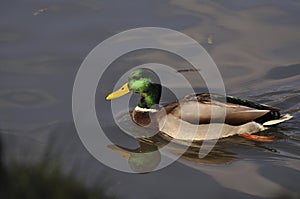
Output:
[{"xmin": 0, "ymin": 138, "xmax": 116, "ymax": 199}]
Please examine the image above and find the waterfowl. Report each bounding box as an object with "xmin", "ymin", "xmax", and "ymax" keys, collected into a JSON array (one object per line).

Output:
[{"xmin": 106, "ymin": 68, "xmax": 293, "ymax": 142}]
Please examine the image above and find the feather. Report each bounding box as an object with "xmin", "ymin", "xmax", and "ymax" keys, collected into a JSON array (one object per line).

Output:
[{"xmin": 263, "ymin": 114, "xmax": 293, "ymax": 126}]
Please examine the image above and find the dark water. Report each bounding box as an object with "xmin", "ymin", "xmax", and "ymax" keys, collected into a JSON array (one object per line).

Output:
[{"xmin": 1, "ymin": 0, "xmax": 300, "ymax": 198}]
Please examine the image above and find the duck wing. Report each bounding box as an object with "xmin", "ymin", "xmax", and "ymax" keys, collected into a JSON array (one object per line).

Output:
[{"xmin": 163, "ymin": 93, "xmax": 280, "ymax": 125}]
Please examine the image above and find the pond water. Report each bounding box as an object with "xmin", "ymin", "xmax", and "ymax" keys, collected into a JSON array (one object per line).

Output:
[{"xmin": 1, "ymin": 0, "xmax": 300, "ymax": 198}]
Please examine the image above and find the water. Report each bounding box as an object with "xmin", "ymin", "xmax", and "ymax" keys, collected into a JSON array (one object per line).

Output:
[{"xmin": 1, "ymin": 0, "xmax": 300, "ymax": 198}]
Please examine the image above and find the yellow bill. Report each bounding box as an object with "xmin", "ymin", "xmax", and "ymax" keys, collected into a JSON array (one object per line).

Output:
[{"xmin": 106, "ymin": 83, "xmax": 130, "ymax": 100}]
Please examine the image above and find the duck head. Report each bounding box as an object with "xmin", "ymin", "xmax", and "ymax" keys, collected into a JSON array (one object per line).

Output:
[{"xmin": 106, "ymin": 68, "xmax": 162, "ymax": 109}]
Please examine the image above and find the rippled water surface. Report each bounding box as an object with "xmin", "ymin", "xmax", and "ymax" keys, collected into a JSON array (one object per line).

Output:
[{"xmin": 1, "ymin": 0, "xmax": 300, "ymax": 198}]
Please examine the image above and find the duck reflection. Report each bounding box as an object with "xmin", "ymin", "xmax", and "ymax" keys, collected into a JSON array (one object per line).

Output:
[
  {"xmin": 108, "ymin": 141, "xmax": 161, "ymax": 173},
  {"xmin": 108, "ymin": 134, "xmax": 238, "ymax": 173}
]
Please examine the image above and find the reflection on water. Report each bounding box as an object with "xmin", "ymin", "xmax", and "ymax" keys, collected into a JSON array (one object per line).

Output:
[
  {"xmin": 1, "ymin": 0, "xmax": 300, "ymax": 198},
  {"xmin": 109, "ymin": 137, "xmax": 238, "ymax": 169},
  {"xmin": 108, "ymin": 142, "xmax": 161, "ymax": 173}
]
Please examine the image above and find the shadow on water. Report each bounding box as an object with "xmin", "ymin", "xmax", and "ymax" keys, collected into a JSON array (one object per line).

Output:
[{"xmin": 0, "ymin": 133, "xmax": 117, "ymax": 199}]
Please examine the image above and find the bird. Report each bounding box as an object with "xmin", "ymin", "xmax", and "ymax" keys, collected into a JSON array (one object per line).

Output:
[{"xmin": 106, "ymin": 68, "xmax": 293, "ymax": 142}]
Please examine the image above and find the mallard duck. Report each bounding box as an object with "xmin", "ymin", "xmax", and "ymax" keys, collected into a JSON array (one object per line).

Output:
[{"xmin": 106, "ymin": 68, "xmax": 293, "ymax": 142}]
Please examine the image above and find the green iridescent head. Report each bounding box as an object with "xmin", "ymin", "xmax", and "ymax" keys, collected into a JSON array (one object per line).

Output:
[{"xmin": 106, "ymin": 68, "xmax": 162, "ymax": 109}]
